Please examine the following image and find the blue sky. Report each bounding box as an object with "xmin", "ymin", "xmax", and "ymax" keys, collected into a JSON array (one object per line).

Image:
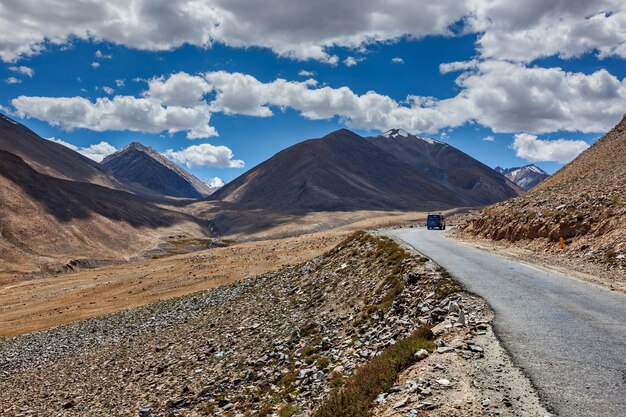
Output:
[{"xmin": 1, "ymin": 1, "xmax": 625, "ymax": 184}]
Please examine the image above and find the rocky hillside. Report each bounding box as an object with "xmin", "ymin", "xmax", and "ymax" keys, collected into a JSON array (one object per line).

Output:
[
  {"xmin": 0, "ymin": 232, "xmax": 539, "ymax": 416},
  {"xmin": 495, "ymin": 164, "xmax": 549, "ymax": 191},
  {"xmin": 0, "ymin": 150, "xmax": 208, "ymax": 271},
  {"xmin": 102, "ymin": 142, "xmax": 213, "ymax": 198},
  {"xmin": 211, "ymin": 128, "xmax": 522, "ymax": 212},
  {"xmin": 464, "ymin": 115, "xmax": 626, "ymax": 270}
]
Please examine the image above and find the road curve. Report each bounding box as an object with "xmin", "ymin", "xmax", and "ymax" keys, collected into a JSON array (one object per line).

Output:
[{"xmin": 385, "ymin": 228, "xmax": 626, "ymax": 417}]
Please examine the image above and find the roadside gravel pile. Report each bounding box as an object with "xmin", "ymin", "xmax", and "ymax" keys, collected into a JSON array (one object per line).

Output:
[
  {"xmin": 463, "ymin": 115, "xmax": 626, "ymax": 272},
  {"xmin": 0, "ymin": 232, "xmax": 463, "ymax": 416}
]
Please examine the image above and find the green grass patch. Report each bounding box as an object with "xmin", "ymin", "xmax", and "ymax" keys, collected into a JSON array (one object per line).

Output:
[{"xmin": 313, "ymin": 327, "xmax": 435, "ymax": 417}]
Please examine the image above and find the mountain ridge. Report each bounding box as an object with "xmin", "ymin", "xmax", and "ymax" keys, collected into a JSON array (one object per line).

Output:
[
  {"xmin": 0, "ymin": 149, "xmax": 209, "ymax": 270},
  {"xmin": 211, "ymin": 128, "xmax": 523, "ymax": 212},
  {"xmin": 0, "ymin": 113, "xmax": 135, "ymax": 192},
  {"xmin": 102, "ymin": 142, "xmax": 213, "ymax": 198}
]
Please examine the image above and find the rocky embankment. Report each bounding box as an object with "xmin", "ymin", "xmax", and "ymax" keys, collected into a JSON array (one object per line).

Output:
[
  {"xmin": 463, "ymin": 115, "xmax": 626, "ymax": 272},
  {"xmin": 462, "ymin": 194, "xmax": 625, "ymax": 270},
  {"xmin": 0, "ymin": 232, "xmax": 546, "ymax": 416}
]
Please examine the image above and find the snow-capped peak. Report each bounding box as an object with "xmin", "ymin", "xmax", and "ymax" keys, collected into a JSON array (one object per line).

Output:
[
  {"xmin": 416, "ymin": 136, "xmax": 440, "ymax": 145},
  {"xmin": 527, "ymin": 164, "xmax": 546, "ymax": 174},
  {"xmin": 381, "ymin": 128, "xmax": 442, "ymax": 145},
  {"xmin": 382, "ymin": 128, "xmax": 412, "ymax": 138}
]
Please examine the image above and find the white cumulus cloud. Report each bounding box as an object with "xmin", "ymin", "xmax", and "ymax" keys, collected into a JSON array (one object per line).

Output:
[
  {"xmin": 511, "ymin": 133, "xmax": 590, "ymax": 163},
  {"xmin": 165, "ymin": 144, "xmax": 244, "ymax": 168},
  {"xmin": 0, "ymin": 1, "xmax": 623, "ymax": 65},
  {"xmin": 95, "ymin": 50, "xmax": 112, "ymax": 59},
  {"xmin": 203, "ymin": 64, "xmax": 626, "ymax": 134},
  {"xmin": 482, "ymin": 135, "xmax": 495, "ymax": 142},
  {"xmin": 343, "ymin": 56, "xmax": 358, "ymax": 67},
  {"xmin": 9, "ymin": 65, "xmax": 34, "ymax": 77},
  {"xmin": 439, "ymin": 59, "xmax": 478, "ymax": 74},
  {"xmin": 469, "ymin": 1, "xmax": 626, "ymax": 62},
  {"xmin": 47, "ymin": 137, "xmax": 117, "ymax": 162},
  {"xmin": 4, "ymin": 77, "xmax": 21, "ymax": 84},
  {"xmin": 0, "ymin": 0, "xmax": 468, "ymax": 63},
  {"xmin": 12, "ymin": 86, "xmax": 217, "ymax": 139},
  {"xmin": 391, "ymin": 57, "xmax": 404, "ymax": 64},
  {"xmin": 11, "ymin": 63, "xmax": 626, "ymax": 140},
  {"xmin": 206, "ymin": 177, "xmax": 225, "ymax": 188}
]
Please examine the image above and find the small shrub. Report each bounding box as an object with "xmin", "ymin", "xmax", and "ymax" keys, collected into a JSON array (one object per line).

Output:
[
  {"xmin": 604, "ymin": 249, "xmax": 618, "ymax": 263},
  {"xmin": 435, "ymin": 276, "xmax": 461, "ymax": 299},
  {"xmin": 279, "ymin": 404, "xmax": 299, "ymax": 417},
  {"xmin": 257, "ymin": 404, "xmax": 274, "ymax": 416},
  {"xmin": 305, "ymin": 354, "xmax": 319, "ymax": 365},
  {"xmin": 299, "ymin": 322, "xmax": 319, "ymax": 338},
  {"xmin": 328, "ymin": 371, "xmax": 344, "ymax": 388},
  {"xmin": 280, "ymin": 372, "xmax": 296, "ymax": 388},
  {"xmin": 313, "ymin": 328, "xmax": 435, "ymax": 417},
  {"xmin": 317, "ymin": 356, "xmax": 331, "ymax": 369},
  {"xmin": 301, "ymin": 336, "xmax": 322, "ymax": 357}
]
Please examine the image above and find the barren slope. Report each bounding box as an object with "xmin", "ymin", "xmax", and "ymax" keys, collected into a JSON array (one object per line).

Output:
[
  {"xmin": 211, "ymin": 129, "xmax": 522, "ymax": 212},
  {"xmin": 463, "ymin": 115, "xmax": 626, "ymax": 270},
  {"xmin": 0, "ymin": 231, "xmax": 343, "ymax": 337},
  {"xmin": 0, "ymin": 114, "xmax": 136, "ymax": 191},
  {"xmin": 0, "ymin": 151, "xmax": 208, "ymax": 272},
  {"xmin": 0, "ymin": 233, "xmax": 539, "ymax": 416},
  {"xmin": 103, "ymin": 142, "xmax": 213, "ymax": 198}
]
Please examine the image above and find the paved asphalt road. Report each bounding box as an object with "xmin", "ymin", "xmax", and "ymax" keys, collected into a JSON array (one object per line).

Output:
[{"xmin": 385, "ymin": 228, "xmax": 626, "ymax": 417}]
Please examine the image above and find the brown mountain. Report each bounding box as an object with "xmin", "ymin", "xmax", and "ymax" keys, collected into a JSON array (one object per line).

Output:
[
  {"xmin": 211, "ymin": 128, "xmax": 522, "ymax": 212},
  {"xmin": 0, "ymin": 150, "xmax": 208, "ymax": 273},
  {"xmin": 464, "ymin": 115, "xmax": 626, "ymax": 269},
  {"xmin": 0, "ymin": 113, "xmax": 134, "ymax": 191},
  {"xmin": 102, "ymin": 142, "xmax": 213, "ymax": 198}
]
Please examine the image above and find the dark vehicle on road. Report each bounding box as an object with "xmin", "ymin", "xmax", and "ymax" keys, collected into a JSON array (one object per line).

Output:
[{"xmin": 427, "ymin": 214, "xmax": 446, "ymax": 230}]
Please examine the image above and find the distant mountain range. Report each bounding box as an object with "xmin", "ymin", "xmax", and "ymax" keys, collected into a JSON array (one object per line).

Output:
[
  {"xmin": 495, "ymin": 164, "xmax": 549, "ymax": 191},
  {"xmin": 211, "ymin": 128, "xmax": 523, "ymax": 211},
  {"xmin": 102, "ymin": 142, "xmax": 214, "ymax": 198},
  {"xmin": 0, "ymin": 113, "xmax": 531, "ymax": 270}
]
